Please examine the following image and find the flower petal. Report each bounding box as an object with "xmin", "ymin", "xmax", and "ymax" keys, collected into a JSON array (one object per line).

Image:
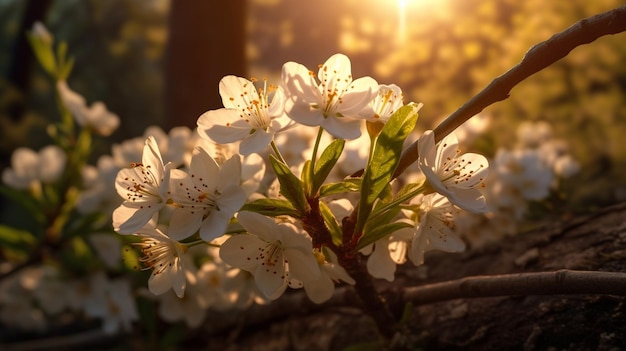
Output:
[
  {"xmin": 219, "ymin": 234, "xmax": 267, "ymax": 271},
  {"xmin": 197, "ymin": 109, "xmax": 252, "ymax": 144}
]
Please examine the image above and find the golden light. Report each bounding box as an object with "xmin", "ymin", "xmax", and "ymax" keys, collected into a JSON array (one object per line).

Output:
[{"xmin": 397, "ymin": 0, "xmax": 451, "ymax": 44}]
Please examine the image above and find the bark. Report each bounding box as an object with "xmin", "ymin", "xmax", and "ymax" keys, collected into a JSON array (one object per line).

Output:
[{"xmin": 197, "ymin": 202, "xmax": 626, "ymax": 350}]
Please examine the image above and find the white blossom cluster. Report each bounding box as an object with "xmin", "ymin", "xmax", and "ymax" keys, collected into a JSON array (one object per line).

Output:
[
  {"xmin": 454, "ymin": 120, "xmax": 580, "ymax": 246},
  {"xmin": 2, "ymin": 28, "xmax": 575, "ymax": 336}
]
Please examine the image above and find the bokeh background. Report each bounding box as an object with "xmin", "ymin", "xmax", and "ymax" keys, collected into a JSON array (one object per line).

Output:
[{"xmin": 1, "ymin": 0, "xmax": 626, "ymax": 218}]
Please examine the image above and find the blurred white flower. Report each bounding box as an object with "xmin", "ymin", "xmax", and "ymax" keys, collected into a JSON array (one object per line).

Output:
[
  {"xmin": 516, "ymin": 120, "xmax": 552, "ymax": 148},
  {"xmin": 57, "ymin": 81, "xmax": 120, "ymax": 136},
  {"xmin": 2, "ymin": 145, "xmax": 66, "ymax": 190},
  {"xmin": 494, "ymin": 149, "xmax": 553, "ymax": 201}
]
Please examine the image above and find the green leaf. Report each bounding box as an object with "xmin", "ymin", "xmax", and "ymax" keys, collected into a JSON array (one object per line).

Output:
[
  {"xmin": 0, "ymin": 225, "xmax": 36, "ymax": 251},
  {"xmin": 58, "ymin": 56, "xmax": 74, "ymax": 81},
  {"xmin": 355, "ymin": 104, "xmax": 420, "ymax": 234},
  {"xmin": 27, "ymin": 33, "xmax": 57, "ymax": 76},
  {"xmin": 240, "ymin": 198, "xmax": 300, "ymax": 218},
  {"xmin": 319, "ymin": 178, "xmax": 361, "ymax": 197},
  {"xmin": 302, "ymin": 160, "xmax": 312, "ymax": 196},
  {"xmin": 357, "ymin": 221, "xmax": 413, "ymax": 250},
  {"xmin": 269, "ymin": 155, "xmax": 308, "ymax": 214},
  {"xmin": 319, "ymin": 201, "xmax": 342, "ymax": 246},
  {"xmin": 312, "ymin": 139, "xmax": 345, "ymax": 196}
]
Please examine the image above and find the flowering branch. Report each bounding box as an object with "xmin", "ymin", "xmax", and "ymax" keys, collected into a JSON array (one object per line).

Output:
[{"xmin": 394, "ymin": 4, "xmax": 626, "ymax": 178}]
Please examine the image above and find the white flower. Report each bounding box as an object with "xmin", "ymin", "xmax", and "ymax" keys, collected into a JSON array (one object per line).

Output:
[
  {"xmin": 156, "ymin": 270, "xmax": 209, "ymax": 328},
  {"xmin": 57, "ymin": 81, "xmax": 120, "ymax": 136},
  {"xmin": 358, "ymin": 84, "xmax": 404, "ymax": 123},
  {"xmin": 2, "ymin": 145, "xmax": 66, "ymax": 190},
  {"xmin": 197, "ymin": 76, "xmax": 291, "ymax": 155},
  {"xmin": 83, "ymin": 273, "xmax": 139, "ymax": 334},
  {"xmin": 135, "ymin": 225, "xmax": 189, "ymax": 298},
  {"xmin": 168, "ymin": 147, "xmax": 247, "ymax": 241},
  {"xmin": 219, "ymin": 212, "xmax": 320, "ymax": 300},
  {"xmin": 281, "ymin": 53, "xmax": 379, "ymax": 139},
  {"xmin": 494, "ymin": 148, "xmax": 553, "ymax": 201},
  {"xmin": 418, "ymin": 130, "xmax": 489, "ymax": 213},
  {"xmin": 404, "ymin": 193, "xmax": 465, "ymax": 266},
  {"xmin": 113, "ymin": 136, "xmax": 171, "ymax": 234}
]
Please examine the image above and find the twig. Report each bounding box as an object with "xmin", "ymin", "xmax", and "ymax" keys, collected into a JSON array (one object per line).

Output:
[
  {"xmin": 393, "ymin": 5, "xmax": 626, "ymax": 178},
  {"xmin": 402, "ymin": 269, "xmax": 626, "ymax": 305}
]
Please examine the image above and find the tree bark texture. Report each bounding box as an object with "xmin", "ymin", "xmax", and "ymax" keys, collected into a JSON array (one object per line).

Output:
[{"xmin": 199, "ymin": 202, "xmax": 626, "ymax": 350}]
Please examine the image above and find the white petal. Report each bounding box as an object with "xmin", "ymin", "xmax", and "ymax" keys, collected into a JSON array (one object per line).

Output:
[
  {"xmin": 219, "ymin": 75, "xmax": 259, "ymax": 109},
  {"xmin": 284, "ymin": 248, "xmax": 320, "ymax": 281},
  {"xmin": 239, "ymin": 129, "xmax": 273, "ymax": 155},
  {"xmin": 219, "ymin": 234, "xmax": 266, "ymax": 271},
  {"xmin": 304, "ymin": 273, "xmax": 335, "ymax": 304},
  {"xmin": 254, "ymin": 263, "xmax": 288, "ymax": 300},
  {"xmin": 237, "ymin": 211, "xmax": 281, "ymax": 242},
  {"xmin": 199, "ymin": 208, "xmax": 232, "ymax": 242},
  {"xmin": 448, "ymin": 188, "xmax": 489, "ymax": 213},
  {"xmin": 366, "ymin": 241, "xmax": 397, "ymax": 282},
  {"xmin": 143, "ymin": 136, "xmax": 165, "ymax": 182},
  {"xmin": 197, "ymin": 108, "xmax": 251, "ymax": 144},
  {"xmin": 281, "ymin": 61, "xmax": 321, "ymax": 103},
  {"xmin": 113, "ymin": 202, "xmax": 160, "ymax": 234},
  {"xmin": 335, "ymin": 76, "xmax": 379, "ymax": 117},
  {"xmin": 168, "ymin": 207, "xmax": 203, "ymax": 240},
  {"xmin": 321, "ymin": 114, "xmax": 362, "ymax": 140},
  {"xmin": 434, "ymin": 132, "xmax": 460, "ymax": 169},
  {"xmin": 318, "ymin": 53, "xmax": 352, "ymax": 94}
]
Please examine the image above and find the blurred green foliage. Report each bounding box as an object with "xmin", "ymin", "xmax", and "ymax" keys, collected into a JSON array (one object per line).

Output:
[
  {"xmin": 0, "ymin": 0, "xmax": 169, "ymax": 168},
  {"xmin": 1, "ymin": 0, "xmax": 625, "ymax": 214}
]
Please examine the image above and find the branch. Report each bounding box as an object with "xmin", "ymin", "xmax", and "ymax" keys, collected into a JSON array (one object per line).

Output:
[
  {"xmin": 393, "ymin": 5, "xmax": 626, "ymax": 178},
  {"xmin": 402, "ymin": 269, "xmax": 626, "ymax": 305},
  {"xmin": 203, "ymin": 270, "xmax": 626, "ymax": 335}
]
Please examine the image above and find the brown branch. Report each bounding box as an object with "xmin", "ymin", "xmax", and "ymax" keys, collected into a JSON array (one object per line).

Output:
[
  {"xmin": 393, "ymin": 5, "xmax": 626, "ymax": 178},
  {"xmin": 203, "ymin": 269, "xmax": 626, "ymax": 336},
  {"xmin": 402, "ymin": 269, "xmax": 626, "ymax": 305}
]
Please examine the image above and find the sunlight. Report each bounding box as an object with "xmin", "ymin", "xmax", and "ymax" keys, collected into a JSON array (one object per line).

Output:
[{"xmin": 397, "ymin": 0, "xmax": 448, "ymax": 44}]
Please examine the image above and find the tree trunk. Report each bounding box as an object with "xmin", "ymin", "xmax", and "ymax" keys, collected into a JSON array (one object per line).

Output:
[
  {"xmin": 165, "ymin": 1, "xmax": 247, "ymax": 130},
  {"xmin": 198, "ymin": 202, "xmax": 626, "ymax": 350}
]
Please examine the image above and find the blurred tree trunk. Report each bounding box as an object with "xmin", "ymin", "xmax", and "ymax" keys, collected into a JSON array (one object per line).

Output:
[{"xmin": 165, "ymin": 1, "xmax": 247, "ymax": 130}]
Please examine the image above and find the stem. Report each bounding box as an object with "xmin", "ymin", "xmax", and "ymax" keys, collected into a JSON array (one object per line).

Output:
[
  {"xmin": 393, "ymin": 5, "xmax": 626, "ymax": 179},
  {"xmin": 402, "ymin": 269, "xmax": 626, "ymax": 305},
  {"xmin": 337, "ymin": 249, "xmax": 398, "ymax": 340}
]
